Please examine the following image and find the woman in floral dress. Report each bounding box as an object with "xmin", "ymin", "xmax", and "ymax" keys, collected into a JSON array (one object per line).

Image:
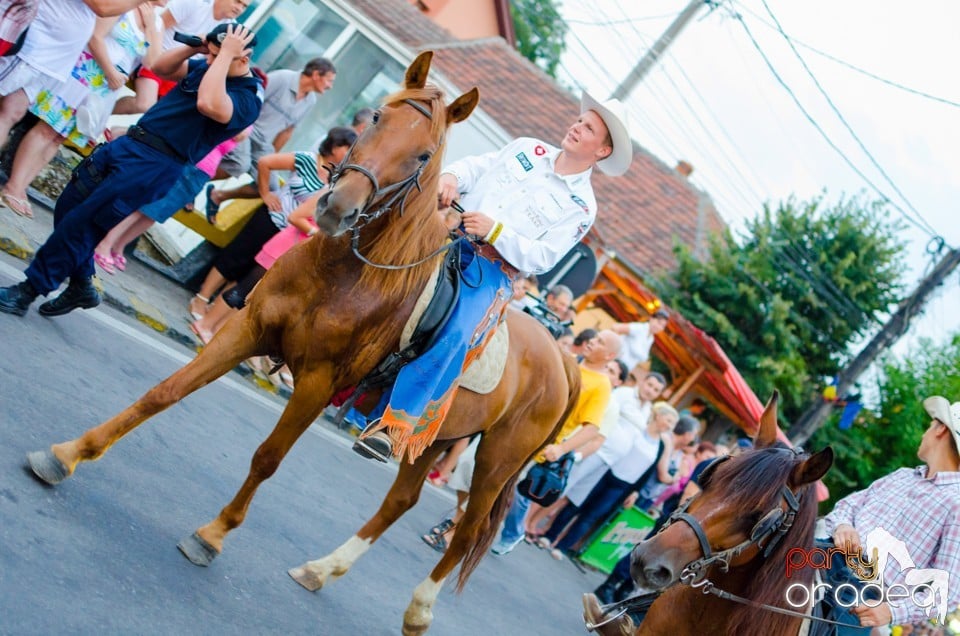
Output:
[{"xmin": 0, "ymin": 2, "xmax": 159, "ymax": 217}]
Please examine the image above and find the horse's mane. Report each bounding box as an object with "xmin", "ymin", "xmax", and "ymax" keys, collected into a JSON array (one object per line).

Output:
[
  {"xmin": 710, "ymin": 445, "xmax": 820, "ymax": 635},
  {"xmin": 355, "ymin": 85, "xmax": 451, "ymax": 303}
]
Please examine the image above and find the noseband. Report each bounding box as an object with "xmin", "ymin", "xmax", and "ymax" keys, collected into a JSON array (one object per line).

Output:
[
  {"xmin": 662, "ymin": 451, "xmax": 802, "ymax": 585},
  {"xmin": 327, "ymin": 98, "xmax": 437, "ymax": 229}
]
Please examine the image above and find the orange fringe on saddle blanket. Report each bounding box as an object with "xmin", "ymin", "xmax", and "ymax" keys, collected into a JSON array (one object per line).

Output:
[{"xmin": 360, "ymin": 244, "xmax": 513, "ymax": 463}]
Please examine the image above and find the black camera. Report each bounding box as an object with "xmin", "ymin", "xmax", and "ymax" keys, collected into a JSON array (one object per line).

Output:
[
  {"xmin": 522, "ymin": 295, "xmax": 570, "ymax": 340},
  {"xmin": 173, "ymin": 31, "xmax": 204, "ymax": 48}
]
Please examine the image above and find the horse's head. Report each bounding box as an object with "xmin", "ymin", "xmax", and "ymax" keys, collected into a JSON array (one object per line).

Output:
[
  {"xmin": 630, "ymin": 392, "xmax": 833, "ymax": 593},
  {"xmin": 314, "ymin": 50, "xmax": 480, "ymax": 236}
]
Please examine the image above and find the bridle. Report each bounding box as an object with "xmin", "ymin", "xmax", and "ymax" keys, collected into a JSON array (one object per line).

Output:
[
  {"xmin": 669, "ymin": 452, "xmax": 801, "ymax": 585},
  {"xmin": 586, "ymin": 449, "xmax": 855, "ymax": 632},
  {"xmin": 323, "ymin": 97, "xmax": 467, "ymax": 271}
]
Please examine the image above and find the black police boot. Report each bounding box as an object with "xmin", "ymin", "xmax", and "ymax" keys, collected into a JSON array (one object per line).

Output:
[
  {"xmin": 38, "ymin": 277, "xmax": 101, "ymax": 317},
  {"xmin": 594, "ymin": 573, "xmax": 626, "ymax": 605},
  {"xmin": 351, "ymin": 420, "xmax": 393, "ymax": 463},
  {"xmin": 0, "ymin": 280, "xmax": 39, "ymax": 316},
  {"xmin": 612, "ymin": 578, "xmax": 636, "ymax": 603}
]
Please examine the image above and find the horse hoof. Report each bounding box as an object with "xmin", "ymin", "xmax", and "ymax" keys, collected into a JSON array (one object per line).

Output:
[
  {"xmin": 177, "ymin": 532, "xmax": 220, "ymax": 566},
  {"xmin": 27, "ymin": 450, "xmax": 70, "ymax": 485},
  {"xmin": 288, "ymin": 565, "xmax": 324, "ymax": 592},
  {"xmin": 401, "ymin": 621, "xmax": 430, "ymax": 636}
]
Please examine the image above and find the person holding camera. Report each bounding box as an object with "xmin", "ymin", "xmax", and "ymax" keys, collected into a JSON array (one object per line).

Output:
[
  {"xmin": 0, "ymin": 23, "xmax": 263, "ymax": 317},
  {"xmin": 354, "ymin": 92, "xmax": 633, "ymax": 461}
]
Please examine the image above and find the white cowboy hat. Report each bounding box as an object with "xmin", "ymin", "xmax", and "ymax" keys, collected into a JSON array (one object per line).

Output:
[
  {"xmin": 581, "ymin": 91, "xmax": 632, "ymax": 177},
  {"xmin": 923, "ymin": 395, "xmax": 960, "ymax": 452}
]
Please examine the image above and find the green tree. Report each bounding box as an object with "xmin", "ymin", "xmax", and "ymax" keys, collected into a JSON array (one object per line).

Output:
[
  {"xmin": 654, "ymin": 194, "xmax": 906, "ymax": 422},
  {"xmin": 811, "ymin": 332, "xmax": 960, "ymax": 508},
  {"xmin": 510, "ymin": 0, "xmax": 567, "ymax": 78}
]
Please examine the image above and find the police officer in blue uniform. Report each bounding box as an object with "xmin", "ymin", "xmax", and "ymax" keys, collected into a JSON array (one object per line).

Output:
[{"xmin": 0, "ymin": 23, "xmax": 263, "ymax": 317}]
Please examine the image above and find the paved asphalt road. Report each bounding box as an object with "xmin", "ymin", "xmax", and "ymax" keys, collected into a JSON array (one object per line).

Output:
[{"xmin": 0, "ymin": 254, "xmax": 604, "ymax": 635}]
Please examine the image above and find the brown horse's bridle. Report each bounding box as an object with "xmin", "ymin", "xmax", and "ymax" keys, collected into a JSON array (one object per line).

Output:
[
  {"xmin": 587, "ymin": 450, "xmax": 853, "ymax": 632},
  {"xmin": 667, "ymin": 454, "xmax": 802, "ymax": 585},
  {"xmin": 328, "ymin": 98, "xmax": 437, "ymax": 228},
  {"xmin": 325, "ymin": 98, "xmax": 467, "ymax": 271}
]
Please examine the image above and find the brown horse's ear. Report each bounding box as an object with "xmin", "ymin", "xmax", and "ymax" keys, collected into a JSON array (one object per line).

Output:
[
  {"xmin": 790, "ymin": 446, "xmax": 833, "ymax": 487},
  {"xmin": 405, "ymin": 51, "xmax": 434, "ymax": 89},
  {"xmin": 447, "ymin": 87, "xmax": 479, "ymax": 125},
  {"xmin": 754, "ymin": 390, "xmax": 779, "ymax": 448}
]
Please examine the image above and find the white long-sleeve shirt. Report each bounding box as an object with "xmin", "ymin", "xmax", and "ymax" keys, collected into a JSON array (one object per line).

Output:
[{"xmin": 443, "ymin": 137, "xmax": 597, "ymax": 274}]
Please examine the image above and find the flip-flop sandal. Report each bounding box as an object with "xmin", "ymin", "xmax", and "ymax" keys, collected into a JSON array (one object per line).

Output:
[
  {"xmin": 0, "ymin": 192, "xmax": 33, "ymax": 218},
  {"xmin": 188, "ymin": 294, "xmax": 209, "ymax": 321},
  {"xmin": 427, "ymin": 518, "xmax": 454, "ymax": 536},
  {"xmin": 420, "ymin": 532, "xmax": 447, "ymax": 553},
  {"xmin": 93, "ymin": 252, "xmax": 116, "ymax": 275},
  {"xmin": 204, "ymin": 184, "xmax": 219, "ymax": 223},
  {"xmin": 189, "ymin": 321, "xmax": 212, "ymax": 345},
  {"xmin": 111, "ymin": 252, "xmax": 127, "ymax": 271}
]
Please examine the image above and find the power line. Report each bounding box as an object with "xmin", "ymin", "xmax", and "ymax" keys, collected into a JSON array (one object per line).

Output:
[
  {"xmin": 565, "ymin": 11, "xmax": 682, "ymax": 27},
  {"xmin": 729, "ymin": 8, "xmax": 941, "ymax": 240},
  {"xmin": 661, "ymin": 47, "xmax": 773, "ymax": 197},
  {"xmin": 754, "ymin": 0, "xmax": 941, "ymax": 239},
  {"xmin": 734, "ymin": 2, "xmax": 960, "ymax": 110},
  {"xmin": 593, "ymin": 2, "xmax": 767, "ymax": 214}
]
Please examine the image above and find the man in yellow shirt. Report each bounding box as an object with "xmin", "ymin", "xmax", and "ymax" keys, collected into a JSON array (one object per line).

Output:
[{"xmin": 491, "ymin": 329, "xmax": 622, "ymax": 555}]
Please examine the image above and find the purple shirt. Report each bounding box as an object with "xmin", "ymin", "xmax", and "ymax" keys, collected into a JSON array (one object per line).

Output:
[{"xmin": 823, "ymin": 466, "xmax": 960, "ymax": 624}]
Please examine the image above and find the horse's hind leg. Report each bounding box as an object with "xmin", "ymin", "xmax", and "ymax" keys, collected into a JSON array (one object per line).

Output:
[
  {"xmin": 178, "ymin": 370, "xmax": 334, "ymax": 566},
  {"xmin": 289, "ymin": 441, "xmax": 450, "ymax": 590},
  {"xmin": 27, "ymin": 317, "xmax": 260, "ymax": 485},
  {"xmin": 402, "ymin": 425, "xmax": 541, "ymax": 636}
]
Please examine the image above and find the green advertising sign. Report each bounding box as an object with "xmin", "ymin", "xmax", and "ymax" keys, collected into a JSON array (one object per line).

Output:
[{"xmin": 578, "ymin": 507, "xmax": 657, "ymax": 574}]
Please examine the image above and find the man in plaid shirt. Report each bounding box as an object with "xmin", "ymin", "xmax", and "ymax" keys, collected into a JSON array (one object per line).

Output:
[{"xmin": 821, "ymin": 395, "xmax": 960, "ymax": 633}]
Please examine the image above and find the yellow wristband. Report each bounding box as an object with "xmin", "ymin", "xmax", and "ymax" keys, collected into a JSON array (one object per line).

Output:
[{"xmin": 485, "ymin": 221, "xmax": 504, "ymax": 244}]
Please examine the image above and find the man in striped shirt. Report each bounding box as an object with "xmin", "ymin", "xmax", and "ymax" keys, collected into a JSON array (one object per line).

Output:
[{"xmin": 820, "ymin": 395, "xmax": 960, "ymax": 632}]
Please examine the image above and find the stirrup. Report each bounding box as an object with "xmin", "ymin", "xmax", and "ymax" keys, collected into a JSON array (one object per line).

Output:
[{"xmin": 351, "ymin": 425, "xmax": 392, "ymax": 463}]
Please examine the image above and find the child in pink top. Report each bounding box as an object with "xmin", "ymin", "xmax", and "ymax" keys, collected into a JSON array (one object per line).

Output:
[{"xmin": 222, "ymin": 193, "xmax": 321, "ymax": 309}]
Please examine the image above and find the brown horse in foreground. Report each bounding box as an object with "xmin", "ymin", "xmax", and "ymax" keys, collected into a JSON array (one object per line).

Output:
[
  {"xmin": 26, "ymin": 52, "xmax": 580, "ymax": 635},
  {"xmin": 584, "ymin": 394, "xmax": 833, "ymax": 636}
]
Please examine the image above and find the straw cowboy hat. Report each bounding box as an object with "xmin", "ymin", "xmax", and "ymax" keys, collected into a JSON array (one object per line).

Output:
[
  {"xmin": 581, "ymin": 91, "xmax": 632, "ymax": 177},
  {"xmin": 923, "ymin": 395, "xmax": 960, "ymax": 452}
]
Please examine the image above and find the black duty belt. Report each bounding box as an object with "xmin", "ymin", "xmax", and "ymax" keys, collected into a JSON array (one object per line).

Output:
[{"xmin": 127, "ymin": 125, "xmax": 186, "ymax": 162}]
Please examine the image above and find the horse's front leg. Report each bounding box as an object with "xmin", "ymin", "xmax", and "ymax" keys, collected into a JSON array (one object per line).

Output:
[
  {"xmin": 27, "ymin": 315, "xmax": 260, "ymax": 485},
  {"xmin": 178, "ymin": 368, "xmax": 334, "ymax": 566},
  {"xmin": 288, "ymin": 441, "xmax": 449, "ymax": 590}
]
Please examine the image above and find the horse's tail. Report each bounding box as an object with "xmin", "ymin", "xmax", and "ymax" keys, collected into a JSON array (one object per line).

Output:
[
  {"xmin": 455, "ymin": 349, "xmax": 582, "ymax": 592},
  {"xmin": 556, "ymin": 352, "xmax": 582, "ymax": 441}
]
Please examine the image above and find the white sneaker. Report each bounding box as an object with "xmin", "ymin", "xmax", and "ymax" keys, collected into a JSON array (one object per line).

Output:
[{"xmin": 491, "ymin": 535, "xmax": 524, "ymax": 555}]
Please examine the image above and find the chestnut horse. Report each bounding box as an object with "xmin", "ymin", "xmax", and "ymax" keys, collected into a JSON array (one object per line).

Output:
[
  {"xmin": 26, "ymin": 51, "xmax": 580, "ymax": 635},
  {"xmin": 584, "ymin": 393, "xmax": 833, "ymax": 636}
]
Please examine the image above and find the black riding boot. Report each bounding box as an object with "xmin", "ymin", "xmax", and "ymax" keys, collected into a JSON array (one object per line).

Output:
[{"xmin": 594, "ymin": 572, "xmax": 628, "ymax": 605}]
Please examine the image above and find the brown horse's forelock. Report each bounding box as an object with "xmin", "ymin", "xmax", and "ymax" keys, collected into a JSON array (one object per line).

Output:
[
  {"xmin": 354, "ymin": 85, "xmax": 450, "ymax": 302},
  {"xmin": 708, "ymin": 446, "xmax": 820, "ymax": 635}
]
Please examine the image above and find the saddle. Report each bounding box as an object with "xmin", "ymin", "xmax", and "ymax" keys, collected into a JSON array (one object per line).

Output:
[{"xmin": 332, "ymin": 245, "xmax": 460, "ymax": 426}]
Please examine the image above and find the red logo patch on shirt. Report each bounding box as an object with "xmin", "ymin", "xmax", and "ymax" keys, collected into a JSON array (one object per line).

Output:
[{"xmin": 534, "ymin": 145, "xmax": 546, "ymax": 156}]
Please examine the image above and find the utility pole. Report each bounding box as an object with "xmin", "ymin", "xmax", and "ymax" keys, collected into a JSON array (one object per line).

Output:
[
  {"xmin": 610, "ymin": 0, "xmax": 714, "ymax": 101},
  {"xmin": 789, "ymin": 247, "xmax": 960, "ymax": 447}
]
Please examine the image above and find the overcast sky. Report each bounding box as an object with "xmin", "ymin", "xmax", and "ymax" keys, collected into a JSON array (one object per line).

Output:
[{"xmin": 557, "ymin": 0, "xmax": 960, "ymax": 360}]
